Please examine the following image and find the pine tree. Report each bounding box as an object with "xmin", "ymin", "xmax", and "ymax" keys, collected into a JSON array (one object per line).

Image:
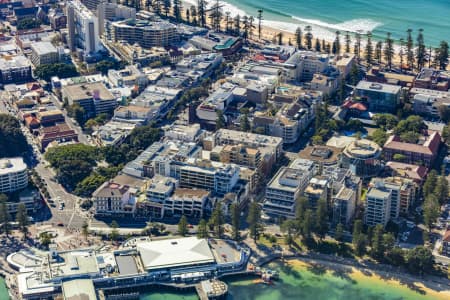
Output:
[
  {"xmin": 335, "ymin": 223, "xmax": 344, "ymax": 242},
  {"xmin": 248, "ymin": 16, "xmax": 255, "ymax": 39},
  {"xmin": 216, "ymin": 110, "xmax": 226, "ymax": 130},
  {"xmin": 233, "ymin": 15, "xmax": 240, "ymax": 36},
  {"xmin": 277, "ymin": 32, "xmax": 283, "ymax": 45},
  {"xmin": 375, "ymin": 41, "xmax": 383, "ymax": 64},
  {"xmin": 190, "ymin": 5, "xmax": 198, "ymax": 26},
  {"xmin": 301, "ymin": 209, "xmax": 314, "ymax": 239},
  {"xmin": 197, "ymin": 0, "xmax": 207, "ymax": 27},
  {"xmin": 178, "ymin": 215, "xmax": 188, "ymax": 236},
  {"xmin": 210, "ymin": 202, "xmax": 224, "ymax": 238},
  {"xmin": 435, "ymin": 40, "xmax": 449, "ymax": 70},
  {"xmin": 315, "ymin": 197, "xmax": 328, "ymax": 240},
  {"xmin": 257, "ymin": 9, "xmax": 263, "ymax": 40},
  {"xmin": 247, "ymin": 201, "xmax": 261, "ymax": 241},
  {"xmin": 370, "ymin": 224, "xmax": 384, "ymax": 260},
  {"xmin": 364, "ymin": 32, "xmax": 373, "ymax": 66},
  {"xmin": 82, "ymin": 221, "xmax": 89, "ymax": 240},
  {"xmin": 110, "ymin": 220, "xmax": 119, "ymax": 242},
  {"xmin": 423, "ymin": 169, "xmax": 437, "ymax": 198},
  {"xmin": 209, "ymin": 0, "xmax": 222, "ymax": 32},
  {"xmin": 240, "ymin": 112, "xmax": 250, "ymax": 132},
  {"xmin": 224, "ymin": 11, "xmax": 231, "ymax": 34},
  {"xmin": 355, "ymin": 32, "xmax": 362, "ymax": 59},
  {"xmin": 434, "ymin": 175, "xmax": 449, "ymax": 205},
  {"xmin": 186, "ymin": 8, "xmax": 190, "ymax": 23},
  {"xmin": 345, "ymin": 31, "xmax": 351, "ymax": 53},
  {"xmin": 416, "ymin": 29, "xmax": 426, "ymax": 70},
  {"xmin": 305, "ymin": 25, "xmax": 313, "ymax": 50},
  {"xmin": 197, "ymin": 218, "xmax": 208, "ymax": 238},
  {"xmin": 230, "ymin": 203, "xmax": 240, "ymax": 241},
  {"xmin": 0, "ymin": 195, "xmax": 10, "ymax": 235},
  {"xmin": 352, "ymin": 219, "xmax": 363, "ymax": 245},
  {"xmin": 423, "ymin": 194, "xmax": 439, "ymax": 233},
  {"xmin": 406, "ymin": 29, "xmax": 415, "ymax": 70},
  {"xmin": 173, "ymin": 0, "xmax": 183, "ymax": 22},
  {"xmin": 334, "ymin": 31, "xmax": 341, "ymax": 55},
  {"xmin": 16, "ymin": 203, "xmax": 29, "ymax": 239},
  {"xmin": 322, "ymin": 39, "xmax": 326, "ymax": 52},
  {"xmin": 384, "ymin": 32, "xmax": 395, "ymax": 70},
  {"xmin": 163, "ymin": 0, "xmax": 171, "ymax": 17},
  {"xmin": 295, "ymin": 27, "xmax": 303, "ymax": 50},
  {"xmin": 315, "ymin": 38, "xmax": 321, "ymax": 52}
]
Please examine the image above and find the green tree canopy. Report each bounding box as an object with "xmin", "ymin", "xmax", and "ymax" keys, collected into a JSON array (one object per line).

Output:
[
  {"xmin": 178, "ymin": 215, "xmax": 188, "ymax": 236},
  {"xmin": 406, "ymin": 246, "xmax": 434, "ymax": 275},
  {"xmin": 0, "ymin": 114, "xmax": 28, "ymax": 158},
  {"xmin": 34, "ymin": 63, "xmax": 78, "ymax": 81}
]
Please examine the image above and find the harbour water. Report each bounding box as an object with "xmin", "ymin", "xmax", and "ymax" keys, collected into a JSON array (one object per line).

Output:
[
  {"xmin": 183, "ymin": 0, "xmax": 450, "ymax": 46},
  {"xmin": 140, "ymin": 259, "xmax": 448, "ymax": 300},
  {"xmin": 0, "ymin": 276, "xmax": 9, "ymax": 300}
]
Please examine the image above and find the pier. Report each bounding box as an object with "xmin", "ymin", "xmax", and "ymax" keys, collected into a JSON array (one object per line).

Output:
[{"xmin": 195, "ymin": 279, "xmax": 228, "ymax": 300}]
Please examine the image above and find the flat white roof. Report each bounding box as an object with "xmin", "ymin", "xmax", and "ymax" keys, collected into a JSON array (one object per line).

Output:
[
  {"xmin": 137, "ymin": 237, "xmax": 215, "ymax": 270},
  {"xmin": 0, "ymin": 157, "xmax": 27, "ymax": 175}
]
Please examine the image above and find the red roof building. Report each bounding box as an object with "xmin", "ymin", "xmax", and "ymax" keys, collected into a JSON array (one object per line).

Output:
[
  {"xmin": 383, "ymin": 131, "xmax": 441, "ymax": 168},
  {"xmin": 38, "ymin": 123, "xmax": 78, "ymax": 151},
  {"xmin": 385, "ymin": 161, "xmax": 428, "ymax": 184},
  {"xmin": 443, "ymin": 230, "xmax": 450, "ymax": 257}
]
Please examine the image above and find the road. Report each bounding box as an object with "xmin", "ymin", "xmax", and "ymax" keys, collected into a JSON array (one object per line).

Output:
[{"xmin": 1, "ymin": 91, "xmax": 89, "ymax": 229}]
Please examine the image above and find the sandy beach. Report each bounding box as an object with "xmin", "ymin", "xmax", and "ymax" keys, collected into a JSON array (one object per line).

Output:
[{"xmin": 286, "ymin": 258, "xmax": 450, "ymax": 300}]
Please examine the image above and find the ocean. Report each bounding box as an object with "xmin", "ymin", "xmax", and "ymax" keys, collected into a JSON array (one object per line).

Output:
[
  {"xmin": 182, "ymin": 0, "xmax": 450, "ymax": 46},
  {"xmin": 140, "ymin": 260, "xmax": 447, "ymax": 300}
]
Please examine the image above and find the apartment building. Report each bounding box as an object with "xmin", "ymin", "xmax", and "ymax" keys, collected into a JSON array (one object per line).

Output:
[
  {"xmin": 30, "ymin": 41, "xmax": 59, "ymax": 66},
  {"xmin": 67, "ymin": 0, "xmax": 102, "ymax": 60},
  {"xmin": 165, "ymin": 188, "xmax": 209, "ymax": 218},
  {"xmin": 369, "ymin": 177, "xmax": 417, "ymax": 217},
  {"xmin": 304, "ymin": 177, "xmax": 329, "ymax": 209},
  {"xmin": 355, "ymin": 81, "xmax": 401, "ymax": 112},
  {"xmin": 263, "ymin": 159, "xmax": 315, "ymax": 218},
  {"xmin": 0, "ymin": 55, "xmax": 32, "ymax": 84},
  {"xmin": 210, "ymin": 144, "xmax": 261, "ymax": 170},
  {"xmin": 283, "ymin": 51, "xmax": 329, "ymax": 82},
  {"xmin": 0, "ymin": 158, "xmax": 28, "ymax": 193},
  {"xmin": 365, "ymin": 185, "xmax": 392, "ymax": 227},
  {"xmin": 179, "ymin": 160, "xmax": 240, "ymax": 196},
  {"xmin": 341, "ymin": 139, "xmax": 383, "ymax": 178},
  {"xmin": 109, "ymin": 19, "xmax": 178, "ymax": 48},
  {"xmin": 62, "ymin": 82, "xmax": 117, "ymax": 118}
]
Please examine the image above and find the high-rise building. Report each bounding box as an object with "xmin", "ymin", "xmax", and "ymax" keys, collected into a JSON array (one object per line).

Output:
[
  {"xmin": 66, "ymin": 0, "xmax": 102, "ymax": 59},
  {"xmin": 365, "ymin": 183, "xmax": 392, "ymax": 227}
]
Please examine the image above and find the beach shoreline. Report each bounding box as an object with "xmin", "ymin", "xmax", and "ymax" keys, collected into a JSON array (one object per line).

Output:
[{"xmin": 281, "ymin": 256, "xmax": 450, "ymax": 300}]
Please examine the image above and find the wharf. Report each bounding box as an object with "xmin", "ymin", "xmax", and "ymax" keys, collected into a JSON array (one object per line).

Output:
[{"xmin": 195, "ymin": 279, "xmax": 228, "ymax": 300}]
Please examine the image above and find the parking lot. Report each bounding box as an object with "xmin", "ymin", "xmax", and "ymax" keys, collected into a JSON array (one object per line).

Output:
[{"xmin": 209, "ymin": 239, "xmax": 241, "ymax": 264}]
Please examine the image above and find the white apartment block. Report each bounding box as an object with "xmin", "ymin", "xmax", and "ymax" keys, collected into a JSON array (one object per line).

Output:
[
  {"xmin": 263, "ymin": 158, "xmax": 315, "ymax": 218},
  {"xmin": 365, "ymin": 186, "xmax": 391, "ymax": 227},
  {"xmin": 67, "ymin": 0, "xmax": 102, "ymax": 58},
  {"xmin": 0, "ymin": 158, "xmax": 28, "ymax": 194}
]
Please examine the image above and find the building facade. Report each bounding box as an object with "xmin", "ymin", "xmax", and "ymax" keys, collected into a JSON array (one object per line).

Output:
[{"xmin": 0, "ymin": 158, "xmax": 28, "ymax": 194}]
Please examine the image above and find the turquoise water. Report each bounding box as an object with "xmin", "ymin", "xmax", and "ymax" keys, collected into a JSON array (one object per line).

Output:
[
  {"xmin": 0, "ymin": 277, "xmax": 9, "ymax": 300},
  {"xmin": 140, "ymin": 260, "xmax": 445, "ymax": 300},
  {"xmin": 185, "ymin": 0, "xmax": 450, "ymax": 46}
]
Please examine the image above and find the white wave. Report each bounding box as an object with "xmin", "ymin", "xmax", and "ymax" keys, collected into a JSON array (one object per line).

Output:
[
  {"xmin": 261, "ymin": 19, "xmax": 337, "ymax": 42},
  {"xmin": 291, "ymin": 16, "xmax": 382, "ymax": 34},
  {"xmin": 182, "ymin": 0, "xmax": 247, "ymax": 17},
  {"xmin": 181, "ymin": 0, "xmax": 387, "ymax": 46}
]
